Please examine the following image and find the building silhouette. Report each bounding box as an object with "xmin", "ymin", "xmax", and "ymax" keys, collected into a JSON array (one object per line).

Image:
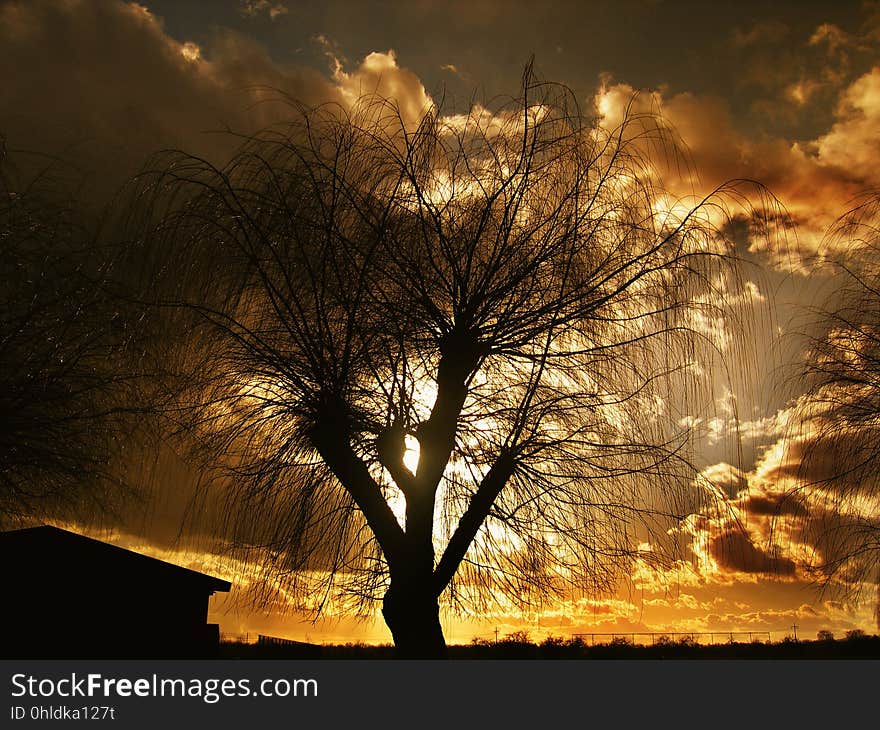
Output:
[{"xmin": 0, "ymin": 525, "xmax": 231, "ymax": 658}]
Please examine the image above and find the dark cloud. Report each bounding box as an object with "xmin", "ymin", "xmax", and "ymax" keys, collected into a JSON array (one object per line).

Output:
[
  {"xmin": 742, "ymin": 492, "xmax": 806, "ymax": 518},
  {"xmin": 730, "ymin": 20, "xmax": 791, "ymax": 48},
  {"xmin": 709, "ymin": 529, "xmax": 797, "ymax": 576},
  {"xmin": 0, "ymin": 0, "xmax": 440, "ymax": 229},
  {"xmin": 771, "ymin": 422, "xmax": 880, "ymax": 498},
  {"xmin": 4, "ymin": 0, "xmax": 877, "ymax": 256},
  {"xmin": 0, "ymin": 0, "xmax": 339, "ymax": 205}
]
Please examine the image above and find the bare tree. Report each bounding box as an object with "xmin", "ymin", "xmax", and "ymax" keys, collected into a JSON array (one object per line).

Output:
[
  {"xmin": 130, "ymin": 70, "xmax": 764, "ymax": 657},
  {"xmin": 794, "ymin": 194, "xmax": 880, "ymax": 626}
]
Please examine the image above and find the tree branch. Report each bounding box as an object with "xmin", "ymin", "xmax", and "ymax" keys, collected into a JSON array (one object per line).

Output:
[
  {"xmin": 432, "ymin": 448, "xmax": 516, "ymax": 595},
  {"xmin": 311, "ymin": 417, "xmax": 406, "ymax": 571}
]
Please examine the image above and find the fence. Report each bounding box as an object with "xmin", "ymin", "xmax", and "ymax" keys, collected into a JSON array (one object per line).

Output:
[
  {"xmin": 220, "ymin": 632, "xmax": 323, "ymax": 649},
  {"xmin": 569, "ymin": 631, "xmax": 773, "ymax": 645},
  {"xmin": 219, "ymin": 632, "xmax": 254, "ymax": 644},
  {"xmin": 221, "ymin": 629, "xmax": 777, "ymax": 647}
]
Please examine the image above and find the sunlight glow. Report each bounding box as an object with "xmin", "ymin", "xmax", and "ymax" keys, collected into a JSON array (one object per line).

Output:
[
  {"xmin": 403, "ymin": 434, "xmax": 421, "ymax": 473},
  {"xmin": 385, "ymin": 486, "xmax": 407, "ymax": 529}
]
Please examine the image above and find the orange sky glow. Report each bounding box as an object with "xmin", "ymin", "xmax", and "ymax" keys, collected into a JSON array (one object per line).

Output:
[{"xmin": 4, "ymin": 0, "xmax": 880, "ymax": 645}]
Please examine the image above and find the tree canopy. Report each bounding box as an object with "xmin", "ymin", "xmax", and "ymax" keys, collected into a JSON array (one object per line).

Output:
[
  {"xmin": 0, "ymin": 144, "xmax": 137, "ymax": 524},
  {"xmin": 128, "ymin": 71, "xmax": 765, "ymax": 656},
  {"xmin": 793, "ymin": 195, "xmax": 880, "ymax": 618}
]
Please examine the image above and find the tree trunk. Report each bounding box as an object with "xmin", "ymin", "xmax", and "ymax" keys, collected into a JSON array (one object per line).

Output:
[{"xmin": 382, "ymin": 581, "xmax": 447, "ymax": 659}]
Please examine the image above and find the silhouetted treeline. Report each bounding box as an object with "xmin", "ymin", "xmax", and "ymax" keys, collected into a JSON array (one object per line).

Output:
[{"xmin": 219, "ymin": 631, "xmax": 880, "ymax": 659}]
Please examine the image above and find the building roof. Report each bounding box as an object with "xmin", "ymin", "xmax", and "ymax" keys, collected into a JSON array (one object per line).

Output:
[{"xmin": 0, "ymin": 525, "xmax": 231, "ymax": 593}]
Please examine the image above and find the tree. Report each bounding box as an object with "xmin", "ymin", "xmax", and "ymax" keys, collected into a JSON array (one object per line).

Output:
[
  {"xmin": 0, "ymin": 140, "xmax": 142, "ymax": 525},
  {"xmin": 794, "ymin": 194, "xmax": 880, "ymax": 626},
  {"xmin": 130, "ymin": 70, "xmax": 761, "ymax": 657},
  {"xmin": 0, "ymin": 145, "xmax": 116, "ymax": 521}
]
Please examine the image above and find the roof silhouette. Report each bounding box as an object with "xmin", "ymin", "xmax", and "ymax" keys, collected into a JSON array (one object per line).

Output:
[{"xmin": 0, "ymin": 524, "xmax": 230, "ymax": 593}]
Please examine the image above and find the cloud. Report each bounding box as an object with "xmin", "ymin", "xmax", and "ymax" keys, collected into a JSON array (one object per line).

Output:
[
  {"xmin": 809, "ymin": 23, "xmax": 850, "ymax": 54},
  {"xmin": 741, "ymin": 491, "xmax": 806, "ymax": 518},
  {"xmin": 592, "ymin": 67, "xmax": 880, "ymax": 270},
  {"xmin": 813, "ymin": 67, "xmax": 880, "ymax": 186},
  {"xmin": 328, "ymin": 48, "xmax": 433, "ymax": 130},
  {"xmin": 708, "ymin": 529, "xmax": 797, "ymax": 576},
  {"xmin": 699, "ymin": 462, "xmax": 748, "ymax": 498},
  {"xmin": 0, "ymin": 1, "xmax": 340, "ymax": 204},
  {"xmin": 730, "ymin": 15, "xmax": 876, "ymax": 119},
  {"xmin": 0, "ymin": 1, "xmax": 434, "ymax": 206},
  {"xmin": 6, "ymin": 1, "xmax": 873, "ymax": 270},
  {"xmin": 671, "ymin": 399, "xmax": 879, "ymax": 629},
  {"xmin": 240, "ymin": 1, "xmax": 289, "ymax": 21},
  {"xmin": 730, "ymin": 20, "xmax": 790, "ymax": 48}
]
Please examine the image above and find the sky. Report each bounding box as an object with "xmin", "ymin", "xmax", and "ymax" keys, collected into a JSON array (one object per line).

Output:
[{"xmin": 3, "ymin": 0, "xmax": 880, "ymax": 644}]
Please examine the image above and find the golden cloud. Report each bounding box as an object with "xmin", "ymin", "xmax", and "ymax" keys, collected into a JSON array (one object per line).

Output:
[
  {"xmin": 592, "ymin": 67, "xmax": 880, "ymax": 270},
  {"xmin": 813, "ymin": 67, "xmax": 880, "ymax": 185}
]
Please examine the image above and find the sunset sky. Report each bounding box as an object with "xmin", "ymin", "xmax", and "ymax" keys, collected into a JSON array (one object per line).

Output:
[{"xmin": 3, "ymin": 0, "xmax": 880, "ymax": 645}]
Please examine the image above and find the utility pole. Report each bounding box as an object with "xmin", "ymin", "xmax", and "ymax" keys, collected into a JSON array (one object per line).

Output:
[
  {"xmin": 494, "ymin": 627, "xmax": 499, "ymax": 644},
  {"xmin": 791, "ymin": 624, "xmax": 799, "ymax": 641}
]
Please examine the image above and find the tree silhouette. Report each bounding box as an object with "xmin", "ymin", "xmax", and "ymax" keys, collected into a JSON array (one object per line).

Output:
[
  {"xmin": 794, "ymin": 194, "xmax": 880, "ymax": 624},
  {"xmin": 0, "ymin": 142, "xmax": 139, "ymax": 524},
  {"xmin": 130, "ymin": 70, "xmax": 765, "ymax": 657}
]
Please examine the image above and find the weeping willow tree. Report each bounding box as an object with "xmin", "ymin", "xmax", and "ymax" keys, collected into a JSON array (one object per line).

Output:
[
  {"xmin": 127, "ymin": 69, "xmax": 766, "ymax": 657},
  {"xmin": 0, "ymin": 142, "xmax": 137, "ymax": 524},
  {"xmin": 793, "ymin": 195, "xmax": 880, "ymax": 627}
]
